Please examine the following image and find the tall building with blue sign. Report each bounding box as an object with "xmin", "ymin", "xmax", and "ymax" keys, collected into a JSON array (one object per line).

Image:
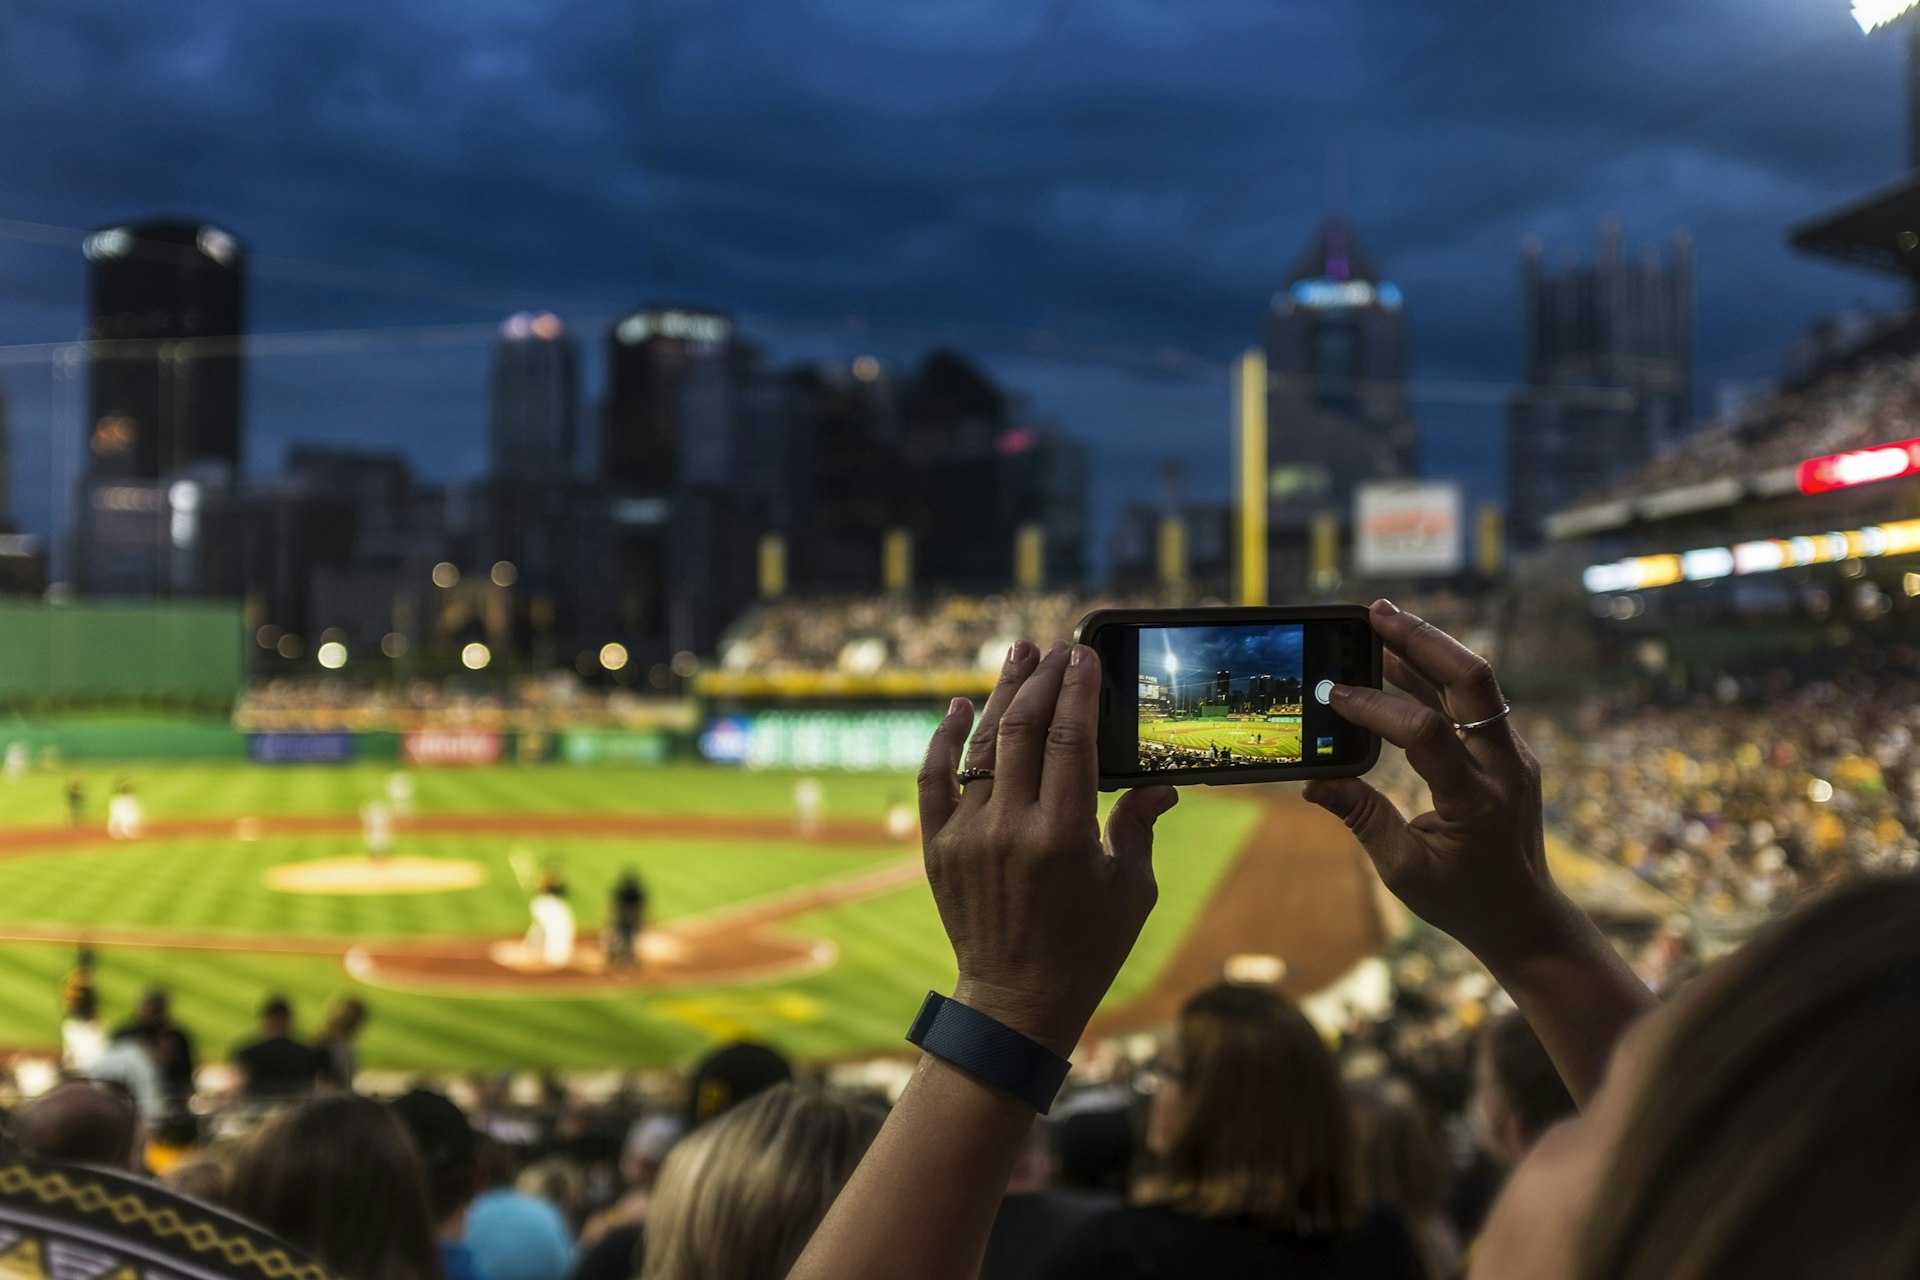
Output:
[{"xmin": 1262, "ymin": 218, "xmax": 1418, "ymax": 593}]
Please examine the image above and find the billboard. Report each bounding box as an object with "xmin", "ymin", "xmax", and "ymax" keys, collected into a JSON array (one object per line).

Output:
[
  {"xmin": 1355, "ymin": 481, "xmax": 1463, "ymax": 577},
  {"xmin": 402, "ymin": 730, "xmax": 503, "ymax": 767},
  {"xmin": 249, "ymin": 733, "xmax": 355, "ymax": 764},
  {"xmin": 698, "ymin": 711, "xmax": 944, "ymax": 770},
  {"xmin": 559, "ymin": 731, "xmax": 673, "ymax": 766},
  {"xmin": 0, "ymin": 602, "xmax": 244, "ymax": 704}
]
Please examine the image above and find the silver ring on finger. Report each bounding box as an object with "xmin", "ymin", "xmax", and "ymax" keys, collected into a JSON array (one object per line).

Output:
[
  {"xmin": 957, "ymin": 768, "xmax": 996, "ymax": 785},
  {"xmin": 1452, "ymin": 703, "xmax": 1512, "ymax": 732}
]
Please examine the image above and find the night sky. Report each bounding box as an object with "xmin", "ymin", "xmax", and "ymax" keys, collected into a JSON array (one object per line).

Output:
[
  {"xmin": 0, "ymin": 0, "xmax": 1907, "ymax": 565},
  {"xmin": 1145, "ymin": 622, "xmax": 1303, "ymax": 695}
]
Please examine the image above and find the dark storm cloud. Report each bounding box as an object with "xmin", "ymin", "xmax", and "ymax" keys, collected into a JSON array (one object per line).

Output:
[
  {"xmin": 0, "ymin": 0, "xmax": 1906, "ymax": 548},
  {"xmin": 1146, "ymin": 622, "xmax": 1304, "ymax": 690}
]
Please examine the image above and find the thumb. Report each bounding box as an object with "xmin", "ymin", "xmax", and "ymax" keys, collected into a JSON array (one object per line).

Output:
[
  {"xmin": 1303, "ymin": 778, "xmax": 1411, "ymax": 873},
  {"xmin": 1106, "ymin": 786, "xmax": 1179, "ymax": 867}
]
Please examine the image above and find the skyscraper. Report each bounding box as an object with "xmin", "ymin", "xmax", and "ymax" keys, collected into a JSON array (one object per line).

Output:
[
  {"xmin": 1506, "ymin": 219, "xmax": 1693, "ymax": 549},
  {"xmin": 74, "ymin": 221, "xmax": 244, "ymax": 596},
  {"xmin": 0, "ymin": 375, "xmax": 11, "ymax": 532},
  {"xmin": 490, "ymin": 311, "xmax": 577, "ymax": 479},
  {"xmin": 599, "ymin": 306, "xmax": 739, "ymax": 492},
  {"xmin": 81, "ymin": 221, "xmax": 245, "ymax": 479},
  {"xmin": 1263, "ymin": 219, "xmax": 1417, "ymax": 594}
]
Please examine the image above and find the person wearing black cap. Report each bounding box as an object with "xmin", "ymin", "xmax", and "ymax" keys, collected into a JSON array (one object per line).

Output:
[
  {"xmin": 391, "ymin": 1089, "xmax": 489, "ymax": 1280},
  {"xmin": 685, "ymin": 1041, "xmax": 793, "ymax": 1129},
  {"xmin": 232, "ymin": 996, "xmax": 321, "ymax": 1101}
]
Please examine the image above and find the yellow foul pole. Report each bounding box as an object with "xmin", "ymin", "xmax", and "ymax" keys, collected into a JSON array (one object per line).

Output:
[{"xmin": 1235, "ymin": 349, "xmax": 1269, "ymax": 606}]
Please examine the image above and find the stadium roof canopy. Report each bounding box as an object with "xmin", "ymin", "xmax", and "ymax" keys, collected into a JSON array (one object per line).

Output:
[{"xmin": 1789, "ymin": 172, "xmax": 1920, "ymax": 280}]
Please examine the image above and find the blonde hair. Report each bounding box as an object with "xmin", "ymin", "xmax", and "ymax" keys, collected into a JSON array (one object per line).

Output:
[
  {"xmin": 640, "ymin": 1083, "xmax": 885, "ymax": 1280},
  {"xmin": 1160, "ymin": 984, "xmax": 1358, "ymax": 1235}
]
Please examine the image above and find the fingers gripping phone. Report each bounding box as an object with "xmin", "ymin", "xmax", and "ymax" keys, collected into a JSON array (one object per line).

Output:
[{"xmin": 1075, "ymin": 605, "xmax": 1382, "ymax": 789}]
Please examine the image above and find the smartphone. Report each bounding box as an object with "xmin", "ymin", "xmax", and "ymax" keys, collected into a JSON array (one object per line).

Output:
[{"xmin": 1074, "ymin": 605, "xmax": 1382, "ymax": 789}]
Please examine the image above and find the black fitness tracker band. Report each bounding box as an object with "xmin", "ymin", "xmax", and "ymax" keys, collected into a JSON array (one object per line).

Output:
[{"xmin": 905, "ymin": 991, "xmax": 1073, "ymax": 1114}]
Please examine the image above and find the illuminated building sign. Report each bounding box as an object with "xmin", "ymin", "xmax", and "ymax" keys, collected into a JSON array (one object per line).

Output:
[
  {"xmin": 1584, "ymin": 516, "xmax": 1920, "ymax": 594},
  {"xmin": 1282, "ymin": 278, "xmax": 1403, "ymax": 312},
  {"xmin": 1796, "ymin": 437, "xmax": 1920, "ymax": 495},
  {"xmin": 616, "ymin": 309, "xmax": 732, "ymax": 345}
]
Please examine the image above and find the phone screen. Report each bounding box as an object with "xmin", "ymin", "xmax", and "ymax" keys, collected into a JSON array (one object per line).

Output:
[
  {"xmin": 1135, "ymin": 621, "xmax": 1309, "ymax": 771},
  {"xmin": 1085, "ymin": 608, "xmax": 1378, "ymax": 786}
]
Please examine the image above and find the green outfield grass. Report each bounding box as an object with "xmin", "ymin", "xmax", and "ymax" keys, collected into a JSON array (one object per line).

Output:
[
  {"xmin": 0, "ymin": 763, "xmax": 1260, "ymax": 1071},
  {"xmin": 1139, "ymin": 716, "xmax": 1303, "ymax": 762}
]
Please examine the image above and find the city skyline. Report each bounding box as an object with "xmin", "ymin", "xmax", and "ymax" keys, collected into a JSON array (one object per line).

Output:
[{"xmin": 0, "ymin": 0, "xmax": 1908, "ymax": 561}]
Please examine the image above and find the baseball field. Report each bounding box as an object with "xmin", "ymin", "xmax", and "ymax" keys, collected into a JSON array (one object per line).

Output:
[
  {"xmin": 1138, "ymin": 715, "xmax": 1304, "ymax": 763},
  {"xmin": 0, "ymin": 762, "xmax": 1283, "ymax": 1072}
]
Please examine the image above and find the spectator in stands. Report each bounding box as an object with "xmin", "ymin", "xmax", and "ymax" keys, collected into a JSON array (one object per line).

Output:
[
  {"xmin": 1448, "ymin": 1009, "xmax": 1575, "ymax": 1241},
  {"xmin": 684, "ymin": 1041, "xmax": 793, "ymax": 1128},
  {"xmin": 392, "ymin": 1088, "xmax": 488, "ymax": 1280},
  {"xmin": 232, "ymin": 995, "xmax": 321, "ymax": 1100},
  {"xmin": 112, "ymin": 989, "xmax": 196, "ymax": 1103},
  {"xmin": 313, "ymin": 995, "xmax": 369, "ymax": 1092},
  {"xmin": 1036, "ymin": 983, "xmax": 1423, "ymax": 1277},
  {"xmin": 7, "ymin": 1081, "xmax": 139, "ymax": 1169},
  {"xmin": 979, "ymin": 1117, "xmax": 1116, "ymax": 1280},
  {"xmin": 640, "ymin": 1082, "xmax": 884, "ymax": 1280},
  {"xmin": 90, "ymin": 1021, "xmax": 164, "ymax": 1120},
  {"xmin": 465, "ymin": 1133, "xmax": 575, "ymax": 1280},
  {"xmin": 60, "ymin": 985, "xmax": 107, "ymax": 1075},
  {"xmin": 515, "ymin": 1157, "xmax": 584, "ymax": 1233},
  {"xmin": 1349, "ymin": 1077, "xmax": 1460, "ymax": 1280},
  {"xmin": 224, "ymin": 1095, "xmax": 443, "ymax": 1280},
  {"xmin": 574, "ymin": 1112, "xmax": 683, "ymax": 1280}
]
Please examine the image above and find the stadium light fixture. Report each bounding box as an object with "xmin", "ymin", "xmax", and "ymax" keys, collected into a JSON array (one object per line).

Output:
[
  {"xmin": 432, "ymin": 562, "xmax": 460, "ymax": 589},
  {"xmin": 490, "ymin": 561, "xmax": 518, "ymax": 588},
  {"xmin": 461, "ymin": 642, "xmax": 491, "ymax": 671},
  {"xmin": 599, "ymin": 642, "xmax": 629, "ymax": 671},
  {"xmin": 1584, "ymin": 514, "xmax": 1920, "ymax": 594},
  {"xmin": 1796, "ymin": 436, "xmax": 1920, "ymax": 494},
  {"xmin": 1852, "ymin": 0, "xmax": 1920, "ymax": 32},
  {"xmin": 316, "ymin": 641, "xmax": 348, "ymax": 670}
]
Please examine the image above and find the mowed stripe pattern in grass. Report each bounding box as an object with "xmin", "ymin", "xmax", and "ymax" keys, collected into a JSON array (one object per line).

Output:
[{"xmin": 0, "ymin": 764, "xmax": 1259, "ymax": 1070}]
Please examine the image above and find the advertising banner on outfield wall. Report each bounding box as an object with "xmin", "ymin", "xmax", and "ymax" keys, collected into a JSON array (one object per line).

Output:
[
  {"xmin": 560, "ymin": 731, "xmax": 673, "ymax": 765},
  {"xmin": 698, "ymin": 711, "xmax": 943, "ymax": 770},
  {"xmin": 402, "ymin": 730, "xmax": 503, "ymax": 767},
  {"xmin": 248, "ymin": 733, "xmax": 355, "ymax": 764},
  {"xmin": 1354, "ymin": 481, "xmax": 1464, "ymax": 577}
]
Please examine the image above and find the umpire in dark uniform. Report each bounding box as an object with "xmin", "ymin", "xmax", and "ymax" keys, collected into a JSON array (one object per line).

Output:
[{"xmin": 607, "ymin": 869, "xmax": 647, "ymax": 971}]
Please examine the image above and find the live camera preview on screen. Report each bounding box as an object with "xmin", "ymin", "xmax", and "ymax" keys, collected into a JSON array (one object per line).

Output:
[{"xmin": 1137, "ymin": 623, "xmax": 1305, "ymax": 772}]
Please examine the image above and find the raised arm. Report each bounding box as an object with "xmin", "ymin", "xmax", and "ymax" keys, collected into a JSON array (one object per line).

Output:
[
  {"xmin": 1303, "ymin": 600, "xmax": 1654, "ymax": 1106},
  {"xmin": 791, "ymin": 640, "xmax": 1177, "ymax": 1280}
]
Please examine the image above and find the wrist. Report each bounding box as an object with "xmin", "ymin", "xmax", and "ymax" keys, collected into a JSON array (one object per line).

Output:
[
  {"xmin": 1462, "ymin": 885, "xmax": 1590, "ymax": 974},
  {"xmin": 950, "ymin": 978, "xmax": 1088, "ymax": 1060}
]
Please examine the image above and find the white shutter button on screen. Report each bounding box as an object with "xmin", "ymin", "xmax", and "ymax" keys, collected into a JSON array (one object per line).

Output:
[{"xmin": 1314, "ymin": 679, "xmax": 1335, "ymax": 705}]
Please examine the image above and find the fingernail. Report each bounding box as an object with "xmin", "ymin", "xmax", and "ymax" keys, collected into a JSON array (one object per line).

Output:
[
  {"xmin": 1007, "ymin": 641, "xmax": 1032, "ymax": 666},
  {"xmin": 949, "ymin": 697, "xmax": 968, "ymax": 716},
  {"xmin": 1372, "ymin": 599, "xmax": 1399, "ymax": 616},
  {"xmin": 1047, "ymin": 640, "xmax": 1068, "ymax": 658},
  {"xmin": 1329, "ymin": 683, "xmax": 1353, "ymax": 701},
  {"xmin": 1069, "ymin": 644, "xmax": 1088, "ymax": 666}
]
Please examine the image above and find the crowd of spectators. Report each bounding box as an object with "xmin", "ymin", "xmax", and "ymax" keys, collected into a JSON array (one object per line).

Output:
[
  {"xmin": 10, "ymin": 972, "xmax": 1579, "ymax": 1280},
  {"xmin": 235, "ymin": 675, "xmax": 693, "ymax": 734},
  {"xmin": 1569, "ymin": 349, "xmax": 1920, "ymax": 507},
  {"xmin": 1532, "ymin": 654, "xmax": 1920, "ymax": 921}
]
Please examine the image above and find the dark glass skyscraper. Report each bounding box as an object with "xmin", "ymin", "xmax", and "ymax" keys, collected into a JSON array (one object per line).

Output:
[
  {"xmin": 599, "ymin": 306, "xmax": 738, "ymax": 492},
  {"xmin": 82, "ymin": 221, "xmax": 245, "ymax": 479},
  {"xmin": 489, "ymin": 311, "xmax": 577, "ymax": 479},
  {"xmin": 1506, "ymin": 219, "xmax": 1693, "ymax": 549}
]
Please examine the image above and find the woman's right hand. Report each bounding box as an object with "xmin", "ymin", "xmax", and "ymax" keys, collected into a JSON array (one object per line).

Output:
[{"xmin": 1303, "ymin": 599, "xmax": 1564, "ymax": 965}]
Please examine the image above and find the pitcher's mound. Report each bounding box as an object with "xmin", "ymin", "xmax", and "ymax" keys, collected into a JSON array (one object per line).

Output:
[{"xmin": 266, "ymin": 856, "xmax": 487, "ymax": 896}]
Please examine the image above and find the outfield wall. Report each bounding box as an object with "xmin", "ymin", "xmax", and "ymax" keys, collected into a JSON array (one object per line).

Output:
[{"xmin": 0, "ymin": 601, "xmax": 245, "ymax": 705}]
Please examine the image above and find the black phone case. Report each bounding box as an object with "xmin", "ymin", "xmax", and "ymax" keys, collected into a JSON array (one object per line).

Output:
[{"xmin": 1074, "ymin": 605, "xmax": 1383, "ymax": 790}]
